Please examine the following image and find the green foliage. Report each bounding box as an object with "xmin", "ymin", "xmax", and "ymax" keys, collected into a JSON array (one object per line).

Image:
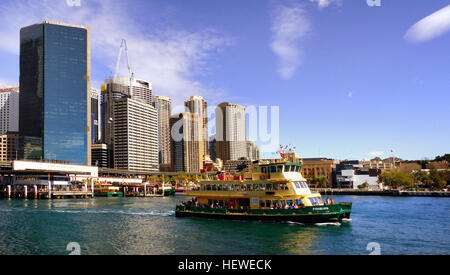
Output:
[
  {"xmin": 429, "ymin": 169, "xmax": 447, "ymax": 190},
  {"xmin": 358, "ymin": 182, "xmax": 370, "ymax": 190},
  {"xmin": 307, "ymin": 176, "xmax": 329, "ymax": 188},
  {"xmin": 379, "ymin": 171, "xmax": 414, "ymax": 189},
  {"xmin": 435, "ymin": 154, "xmax": 450, "ymax": 162}
]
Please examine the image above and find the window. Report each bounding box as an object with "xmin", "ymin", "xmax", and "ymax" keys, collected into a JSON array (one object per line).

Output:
[
  {"xmin": 266, "ymin": 184, "xmax": 273, "ymax": 191},
  {"xmin": 270, "ymin": 166, "xmax": 276, "ymax": 173},
  {"xmin": 296, "ymin": 166, "xmax": 301, "ymax": 172},
  {"xmin": 212, "ymin": 185, "xmax": 217, "ymax": 191},
  {"xmin": 262, "ymin": 167, "xmax": 267, "ymax": 173},
  {"xmin": 277, "ymin": 166, "xmax": 283, "ymax": 173},
  {"xmin": 285, "ymin": 165, "xmax": 291, "ymax": 172},
  {"xmin": 266, "ymin": 200, "xmax": 272, "ymax": 207},
  {"xmin": 206, "ymin": 185, "xmax": 211, "ymax": 191},
  {"xmin": 260, "ymin": 201, "xmax": 265, "ymax": 208}
]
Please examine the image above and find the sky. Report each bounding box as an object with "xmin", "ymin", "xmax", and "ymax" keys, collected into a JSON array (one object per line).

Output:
[{"xmin": 0, "ymin": 0, "xmax": 449, "ymax": 161}]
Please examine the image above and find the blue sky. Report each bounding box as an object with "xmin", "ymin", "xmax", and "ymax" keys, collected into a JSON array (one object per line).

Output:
[{"xmin": 0, "ymin": 0, "xmax": 449, "ymax": 161}]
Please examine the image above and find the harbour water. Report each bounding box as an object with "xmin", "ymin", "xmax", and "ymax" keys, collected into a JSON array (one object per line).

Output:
[{"xmin": 0, "ymin": 195, "xmax": 448, "ymax": 255}]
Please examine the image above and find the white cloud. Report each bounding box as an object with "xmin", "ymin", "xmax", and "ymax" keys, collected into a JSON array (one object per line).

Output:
[
  {"xmin": 0, "ymin": 0, "xmax": 233, "ymax": 106},
  {"xmin": 309, "ymin": 0, "xmax": 342, "ymax": 9},
  {"xmin": 369, "ymin": 152, "xmax": 385, "ymax": 157},
  {"xmin": 270, "ymin": 1, "xmax": 310, "ymax": 80},
  {"xmin": 405, "ymin": 5, "xmax": 450, "ymax": 43}
]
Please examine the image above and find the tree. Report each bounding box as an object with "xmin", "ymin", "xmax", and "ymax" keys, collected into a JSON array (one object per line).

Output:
[
  {"xmin": 435, "ymin": 154, "xmax": 450, "ymax": 162},
  {"xmin": 429, "ymin": 169, "xmax": 447, "ymax": 190},
  {"xmin": 358, "ymin": 182, "xmax": 370, "ymax": 190},
  {"xmin": 379, "ymin": 171, "xmax": 414, "ymax": 189}
]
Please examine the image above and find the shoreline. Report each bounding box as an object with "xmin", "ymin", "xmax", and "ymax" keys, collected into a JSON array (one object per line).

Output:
[{"xmin": 312, "ymin": 189, "xmax": 450, "ymax": 198}]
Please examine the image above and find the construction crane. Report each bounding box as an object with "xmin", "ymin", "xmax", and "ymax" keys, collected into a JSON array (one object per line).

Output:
[{"xmin": 113, "ymin": 39, "xmax": 135, "ymax": 97}]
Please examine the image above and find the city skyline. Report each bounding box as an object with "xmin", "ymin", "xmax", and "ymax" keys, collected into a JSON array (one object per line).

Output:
[{"xmin": 0, "ymin": 0, "xmax": 449, "ymax": 161}]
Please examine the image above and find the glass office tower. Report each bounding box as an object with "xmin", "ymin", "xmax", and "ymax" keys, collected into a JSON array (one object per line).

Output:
[{"xmin": 19, "ymin": 21, "xmax": 91, "ymax": 165}]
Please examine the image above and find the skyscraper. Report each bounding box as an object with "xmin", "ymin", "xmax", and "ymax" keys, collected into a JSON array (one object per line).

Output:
[
  {"xmin": 170, "ymin": 113, "xmax": 204, "ymax": 173},
  {"xmin": 113, "ymin": 97, "xmax": 159, "ymax": 172},
  {"xmin": 153, "ymin": 95, "xmax": 172, "ymax": 172},
  {"xmin": 215, "ymin": 103, "xmax": 247, "ymax": 162},
  {"xmin": 19, "ymin": 21, "xmax": 91, "ymax": 164},
  {"xmin": 185, "ymin": 96, "xmax": 208, "ymax": 157},
  {"xmin": 246, "ymin": 140, "xmax": 260, "ymax": 161},
  {"xmin": 0, "ymin": 87, "xmax": 19, "ymax": 135},
  {"xmin": 100, "ymin": 77, "xmax": 152, "ymax": 167},
  {"xmin": 90, "ymin": 88, "xmax": 99, "ymax": 144}
]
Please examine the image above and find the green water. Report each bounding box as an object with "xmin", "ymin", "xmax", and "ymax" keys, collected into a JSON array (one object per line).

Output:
[{"xmin": 0, "ymin": 196, "xmax": 448, "ymax": 255}]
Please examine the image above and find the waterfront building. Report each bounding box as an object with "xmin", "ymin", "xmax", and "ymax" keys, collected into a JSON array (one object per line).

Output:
[
  {"xmin": 91, "ymin": 143, "xmax": 109, "ymax": 168},
  {"xmin": 335, "ymin": 160, "xmax": 380, "ymax": 189},
  {"xmin": 361, "ymin": 158, "xmax": 399, "ymax": 172},
  {"xmin": 153, "ymin": 95, "xmax": 172, "ymax": 172},
  {"xmin": 185, "ymin": 96, "xmax": 209, "ymax": 158},
  {"xmin": 0, "ymin": 87, "xmax": 19, "ymax": 135},
  {"xmin": 170, "ymin": 113, "xmax": 204, "ymax": 173},
  {"xmin": 100, "ymin": 77, "xmax": 153, "ymax": 168},
  {"xmin": 19, "ymin": 21, "xmax": 91, "ymax": 165},
  {"xmin": 301, "ymin": 158, "xmax": 336, "ymax": 188},
  {"xmin": 113, "ymin": 97, "xmax": 159, "ymax": 172},
  {"xmin": 0, "ymin": 132, "xmax": 19, "ymax": 162},
  {"xmin": 90, "ymin": 88, "xmax": 100, "ymax": 144},
  {"xmin": 246, "ymin": 140, "xmax": 261, "ymax": 161},
  {"xmin": 215, "ymin": 103, "xmax": 247, "ymax": 162}
]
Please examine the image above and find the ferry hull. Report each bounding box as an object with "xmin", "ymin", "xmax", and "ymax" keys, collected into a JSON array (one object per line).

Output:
[{"xmin": 175, "ymin": 203, "xmax": 352, "ymax": 224}]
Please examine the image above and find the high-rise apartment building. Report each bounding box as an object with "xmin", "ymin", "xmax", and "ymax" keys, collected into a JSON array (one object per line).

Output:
[
  {"xmin": 0, "ymin": 87, "xmax": 19, "ymax": 135},
  {"xmin": 215, "ymin": 103, "xmax": 247, "ymax": 162},
  {"xmin": 185, "ymin": 96, "xmax": 209, "ymax": 157},
  {"xmin": 90, "ymin": 88, "xmax": 99, "ymax": 144},
  {"xmin": 19, "ymin": 21, "xmax": 91, "ymax": 164},
  {"xmin": 170, "ymin": 113, "xmax": 204, "ymax": 173},
  {"xmin": 113, "ymin": 97, "xmax": 159, "ymax": 172},
  {"xmin": 153, "ymin": 95, "xmax": 172, "ymax": 172}
]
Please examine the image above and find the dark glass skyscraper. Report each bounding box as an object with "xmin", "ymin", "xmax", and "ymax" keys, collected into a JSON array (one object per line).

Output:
[{"xmin": 19, "ymin": 21, "xmax": 91, "ymax": 165}]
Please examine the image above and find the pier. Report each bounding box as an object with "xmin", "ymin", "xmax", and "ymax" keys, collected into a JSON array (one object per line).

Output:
[{"xmin": 312, "ymin": 188, "xmax": 450, "ymax": 197}]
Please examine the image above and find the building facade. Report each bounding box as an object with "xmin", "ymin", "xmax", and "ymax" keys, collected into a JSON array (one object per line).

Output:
[
  {"xmin": 113, "ymin": 97, "xmax": 159, "ymax": 172},
  {"xmin": 153, "ymin": 95, "xmax": 172, "ymax": 172},
  {"xmin": 90, "ymin": 88, "xmax": 99, "ymax": 144},
  {"xmin": 170, "ymin": 113, "xmax": 204, "ymax": 173},
  {"xmin": 246, "ymin": 140, "xmax": 260, "ymax": 161},
  {"xmin": 19, "ymin": 21, "xmax": 91, "ymax": 165},
  {"xmin": 215, "ymin": 103, "xmax": 247, "ymax": 162},
  {"xmin": 0, "ymin": 87, "xmax": 19, "ymax": 135},
  {"xmin": 301, "ymin": 158, "xmax": 336, "ymax": 188},
  {"xmin": 185, "ymin": 96, "xmax": 209, "ymax": 158},
  {"xmin": 0, "ymin": 132, "xmax": 19, "ymax": 162},
  {"xmin": 91, "ymin": 143, "xmax": 109, "ymax": 168}
]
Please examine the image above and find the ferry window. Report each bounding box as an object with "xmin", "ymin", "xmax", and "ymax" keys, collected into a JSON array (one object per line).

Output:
[
  {"xmin": 218, "ymin": 185, "xmax": 223, "ymax": 191},
  {"xmin": 277, "ymin": 166, "xmax": 283, "ymax": 173},
  {"xmin": 241, "ymin": 185, "xmax": 247, "ymax": 191},
  {"xmin": 287, "ymin": 165, "xmax": 292, "ymax": 172},
  {"xmin": 259, "ymin": 184, "xmax": 266, "ymax": 191},
  {"xmin": 280, "ymin": 200, "xmax": 286, "ymax": 206},
  {"xmin": 201, "ymin": 185, "xmax": 205, "ymax": 191},
  {"xmin": 266, "ymin": 200, "xmax": 272, "ymax": 207},
  {"xmin": 262, "ymin": 167, "xmax": 267, "ymax": 173},
  {"xmin": 296, "ymin": 166, "xmax": 300, "ymax": 172},
  {"xmin": 212, "ymin": 185, "xmax": 217, "ymax": 191},
  {"xmin": 235, "ymin": 185, "xmax": 240, "ymax": 191},
  {"xmin": 287, "ymin": 200, "xmax": 293, "ymax": 206},
  {"xmin": 225, "ymin": 200, "xmax": 229, "ymax": 208},
  {"xmin": 260, "ymin": 201, "xmax": 265, "ymax": 208},
  {"xmin": 208, "ymin": 200, "xmax": 213, "ymax": 206},
  {"xmin": 266, "ymin": 184, "xmax": 273, "ymax": 191},
  {"xmin": 206, "ymin": 185, "xmax": 211, "ymax": 191},
  {"xmin": 270, "ymin": 166, "xmax": 276, "ymax": 173}
]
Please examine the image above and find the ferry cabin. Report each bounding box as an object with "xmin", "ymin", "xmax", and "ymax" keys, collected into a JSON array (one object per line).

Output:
[{"xmin": 186, "ymin": 162, "xmax": 325, "ymax": 210}]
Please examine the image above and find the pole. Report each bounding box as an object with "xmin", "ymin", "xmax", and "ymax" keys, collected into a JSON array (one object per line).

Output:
[
  {"xmin": 48, "ymin": 174, "xmax": 52, "ymax": 199},
  {"xmin": 24, "ymin": 185, "xmax": 28, "ymax": 199},
  {"xmin": 162, "ymin": 174, "xmax": 165, "ymax": 197},
  {"xmin": 7, "ymin": 185, "xmax": 11, "ymax": 198},
  {"xmin": 144, "ymin": 182, "xmax": 147, "ymax": 197},
  {"xmin": 34, "ymin": 185, "xmax": 38, "ymax": 199},
  {"xmin": 91, "ymin": 178, "xmax": 95, "ymax": 198}
]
